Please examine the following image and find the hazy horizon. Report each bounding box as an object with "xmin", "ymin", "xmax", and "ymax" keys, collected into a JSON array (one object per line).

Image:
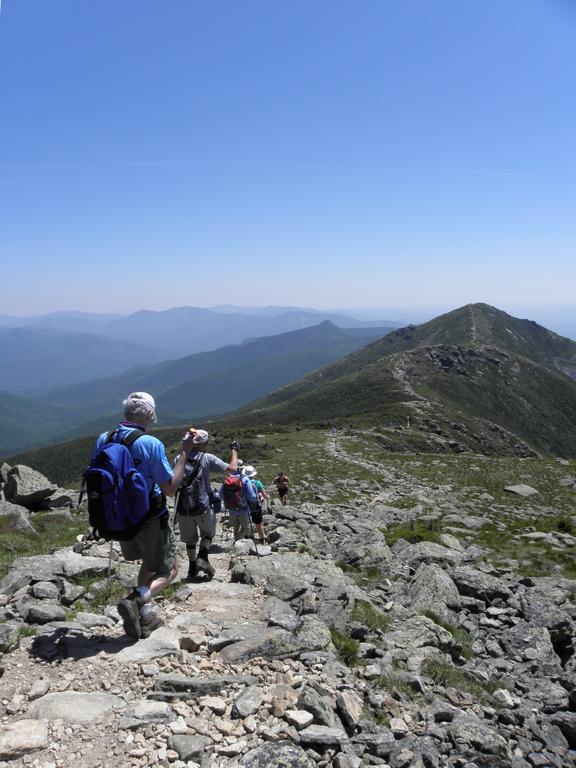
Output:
[{"xmin": 1, "ymin": 1, "xmax": 576, "ymax": 316}]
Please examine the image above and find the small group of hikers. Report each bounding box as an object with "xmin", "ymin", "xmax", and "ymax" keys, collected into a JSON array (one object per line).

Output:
[{"xmin": 84, "ymin": 391, "xmax": 291, "ymax": 640}]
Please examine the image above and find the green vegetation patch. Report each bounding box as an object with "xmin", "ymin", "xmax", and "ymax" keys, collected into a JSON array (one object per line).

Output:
[
  {"xmin": 330, "ymin": 628, "xmax": 360, "ymax": 666},
  {"xmin": 351, "ymin": 601, "xmax": 390, "ymax": 632},
  {"xmin": 382, "ymin": 518, "xmax": 442, "ymax": 547},
  {"xmin": 422, "ymin": 658, "xmax": 499, "ymax": 704},
  {"xmin": 421, "ymin": 610, "xmax": 473, "ymax": 659}
]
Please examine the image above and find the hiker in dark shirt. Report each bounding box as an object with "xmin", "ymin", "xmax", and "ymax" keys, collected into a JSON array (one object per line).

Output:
[
  {"xmin": 95, "ymin": 392, "xmax": 195, "ymax": 640},
  {"xmin": 273, "ymin": 471, "xmax": 290, "ymax": 506}
]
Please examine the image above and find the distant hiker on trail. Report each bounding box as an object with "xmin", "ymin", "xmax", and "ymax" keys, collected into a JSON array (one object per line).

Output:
[
  {"xmin": 273, "ymin": 471, "xmax": 290, "ymax": 506},
  {"xmin": 175, "ymin": 430, "xmax": 238, "ymax": 581},
  {"xmin": 243, "ymin": 465, "xmax": 267, "ymax": 544},
  {"xmin": 93, "ymin": 392, "xmax": 195, "ymax": 640},
  {"xmin": 221, "ymin": 463, "xmax": 258, "ymax": 543}
]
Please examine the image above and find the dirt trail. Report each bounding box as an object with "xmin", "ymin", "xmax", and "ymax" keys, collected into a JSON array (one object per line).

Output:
[{"xmin": 323, "ymin": 430, "xmax": 451, "ymax": 505}]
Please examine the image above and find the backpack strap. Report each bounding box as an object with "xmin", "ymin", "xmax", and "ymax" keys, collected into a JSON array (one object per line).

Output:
[{"xmin": 121, "ymin": 430, "xmax": 145, "ymax": 449}]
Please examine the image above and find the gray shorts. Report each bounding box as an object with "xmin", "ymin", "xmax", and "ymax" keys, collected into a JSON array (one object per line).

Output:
[
  {"xmin": 178, "ymin": 508, "xmax": 217, "ymax": 547},
  {"xmin": 119, "ymin": 515, "xmax": 176, "ymax": 575}
]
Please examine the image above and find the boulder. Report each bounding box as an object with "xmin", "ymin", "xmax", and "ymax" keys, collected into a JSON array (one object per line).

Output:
[
  {"xmin": 0, "ymin": 622, "xmax": 20, "ymax": 653},
  {"xmin": 28, "ymin": 691, "xmax": 125, "ymax": 721},
  {"xmin": 4, "ymin": 465, "xmax": 57, "ymax": 507},
  {"xmin": 241, "ymin": 741, "xmax": 315, "ymax": 767},
  {"xmin": 0, "ymin": 719, "xmax": 49, "ymax": 760},
  {"xmin": 504, "ymin": 484, "xmax": 539, "ymax": 497},
  {"xmin": 451, "ymin": 566, "xmax": 512, "ymax": 602},
  {"xmin": 410, "ymin": 562, "xmax": 461, "ymax": 614},
  {"xmin": 0, "ymin": 500, "xmax": 37, "ymax": 534}
]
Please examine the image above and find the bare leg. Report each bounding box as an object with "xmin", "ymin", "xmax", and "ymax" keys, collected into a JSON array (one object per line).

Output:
[{"xmin": 138, "ymin": 562, "xmax": 178, "ymax": 599}]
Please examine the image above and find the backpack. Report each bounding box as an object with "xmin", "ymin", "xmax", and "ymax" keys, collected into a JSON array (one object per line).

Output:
[
  {"xmin": 82, "ymin": 430, "xmax": 150, "ymax": 541},
  {"xmin": 222, "ymin": 474, "xmax": 244, "ymax": 510},
  {"xmin": 177, "ymin": 456, "xmax": 210, "ymax": 516}
]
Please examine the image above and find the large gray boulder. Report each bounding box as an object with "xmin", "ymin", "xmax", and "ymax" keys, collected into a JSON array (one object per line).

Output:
[
  {"xmin": 450, "ymin": 566, "xmax": 512, "ymax": 602},
  {"xmin": 410, "ymin": 562, "xmax": 461, "ymax": 615},
  {"xmin": 4, "ymin": 465, "xmax": 57, "ymax": 507},
  {"xmin": 28, "ymin": 691, "xmax": 125, "ymax": 721},
  {"xmin": 0, "ymin": 500, "xmax": 37, "ymax": 534}
]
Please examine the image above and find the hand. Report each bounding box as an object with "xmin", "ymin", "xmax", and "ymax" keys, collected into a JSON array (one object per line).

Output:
[
  {"xmin": 229, "ymin": 440, "xmax": 240, "ymax": 451},
  {"xmin": 182, "ymin": 431, "xmax": 196, "ymax": 455}
]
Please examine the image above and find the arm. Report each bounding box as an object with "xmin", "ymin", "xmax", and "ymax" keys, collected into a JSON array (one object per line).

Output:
[
  {"xmin": 159, "ymin": 432, "xmax": 196, "ymax": 497},
  {"xmin": 225, "ymin": 448, "xmax": 238, "ymax": 473}
]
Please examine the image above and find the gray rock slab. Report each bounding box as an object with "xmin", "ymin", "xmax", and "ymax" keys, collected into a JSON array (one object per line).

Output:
[
  {"xmin": 75, "ymin": 611, "xmax": 116, "ymax": 629},
  {"xmin": 0, "ymin": 622, "xmax": 20, "ymax": 653},
  {"xmin": 405, "ymin": 541, "xmax": 463, "ymax": 568},
  {"xmin": 336, "ymin": 690, "xmax": 363, "ymax": 732},
  {"xmin": 119, "ymin": 700, "xmax": 175, "ymax": 730},
  {"xmin": 0, "ymin": 719, "xmax": 49, "ymax": 760},
  {"xmin": 504, "ymin": 484, "xmax": 539, "ymax": 497},
  {"xmin": 299, "ymin": 724, "xmax": 349, "ymax": 747},
  {"xmin": 21, "ymin": 602, "xmax": 66, "ymax": 625},
  {"xmin": 28, "ymin": 691, "xmax": 125, "ymax": 722},
  {"xmin": 451, "ymin": 566, "xmax": 512, "ymax": 602},
  {"xmin": 113, "ymin": 627, "xmax": 181, "ymax": 663},
  {"xmin": 167, "ymin": 735, "xmax": 212, "ymax": 760},
  {"xmin": 153, "ymin": 673, "xmax": 257, "ymax": 700},
  {"xmin": 410, "ymin": 562, "xmax": 461, "ymax": 612},
  {"xmin": 241, "ymin": 740, "xmax": 316, "ymax": 767},
  {"xmin": 5, "ymin": 465, "xmax": 57, "ymax": 506},
  {"xmin": 448, "ymin": 714, "xmax": 510, "ymax": 757},
  {"xmin": 232, "ymin": 685, "xmax": 264, "ymax": 718},
  {"xmin": 0, "ymin": 500, "xmax": 37, "ymax": 534}
]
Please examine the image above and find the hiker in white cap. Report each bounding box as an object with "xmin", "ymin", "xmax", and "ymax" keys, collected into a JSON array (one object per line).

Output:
[
  {"xmin": 242, "ymin": 465, "xmax": 268, "ymax": 544},
  {"xmin": 174, "ymin": 428, "xmax": 239, "ymax": 581},
  {"xmin": 93, "ymin": 392, "xmax": 196, "ymax": 640}
]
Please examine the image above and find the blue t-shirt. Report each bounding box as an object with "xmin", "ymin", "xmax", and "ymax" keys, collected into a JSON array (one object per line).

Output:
[
  {"xmin": 94, "ymin": 423, "xmax": 173, "ymax": 503},
  {"xmin": 218, "ymin": 472, "xmax": 258, "ymax": 510}
]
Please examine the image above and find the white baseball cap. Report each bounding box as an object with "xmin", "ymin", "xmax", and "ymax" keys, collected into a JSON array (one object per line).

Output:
[
  {"xmin": 192, "ymin": 429, "xmax": 212, "ymax": 445},
  {"xmin": 122, "ymin": 392, "xmax": 157, "ymax": 423}
]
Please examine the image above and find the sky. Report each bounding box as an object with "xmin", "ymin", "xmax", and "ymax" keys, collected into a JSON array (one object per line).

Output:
[{"xmin": 0, "ymin": 0, "xmax": 575, "ymax": 319}]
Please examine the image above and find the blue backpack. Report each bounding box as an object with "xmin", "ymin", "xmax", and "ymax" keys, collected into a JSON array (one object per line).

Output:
[{"xmin": 82, "ymin": 430, "xmax": 150, "ymax": 541}]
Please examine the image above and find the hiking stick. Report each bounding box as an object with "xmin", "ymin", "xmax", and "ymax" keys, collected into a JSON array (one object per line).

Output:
[
  {"xmin": 247, "ymin": 507, "xmax": 261, "ymax": 559},
  {"xmin": 105, "ymin": 539, "xmax": 113, "ymax": 598}
]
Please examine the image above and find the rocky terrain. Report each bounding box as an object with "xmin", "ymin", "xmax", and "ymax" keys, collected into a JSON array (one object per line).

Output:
[{"xmin": 0, "ymin": 433, "xmax": 575, "ymax": 768}]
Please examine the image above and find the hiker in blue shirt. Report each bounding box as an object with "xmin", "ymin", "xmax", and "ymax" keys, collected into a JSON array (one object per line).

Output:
[{"xmin": 94, "ymin": 392, "xmax": 195, "ymax": 640}]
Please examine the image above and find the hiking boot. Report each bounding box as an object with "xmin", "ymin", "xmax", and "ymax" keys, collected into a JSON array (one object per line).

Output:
[
  {"xmin": 140, "ymin": 612, "xmax": 164, "ymax": 639},
  {"xmin": 196, "ymin": 547, "xmax": 215, "ymax": 580},
  {"xmin": 186, "ymin": 560, "xmax": 199, "ymax": 582},
  {"xmin": 117, "ymin": 591, "xmax": 143, "ymax": 639}
]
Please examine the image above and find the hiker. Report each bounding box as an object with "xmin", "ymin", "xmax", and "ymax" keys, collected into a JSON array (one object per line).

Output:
[
  {"xmin": 94, "ymin": 392, "xmax": 195, "ymax": 640},
  {"xmin": 221, "ymin": 463, "xmax": 258, "ymax": 542},
  {"xmin": 175, "ymin": 430, "xmax": 238, "ymax": 581},
  {"xmin": 242, "ymin": 465, "xmax": 267, "ymax": 544},
  {"xmin": 273, "ymin": 470, "xmax": 290, "ymax": 506}
]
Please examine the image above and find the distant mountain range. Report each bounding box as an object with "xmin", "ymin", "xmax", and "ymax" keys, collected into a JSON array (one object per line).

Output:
[
  {"xmin": 219, "ymin": 303, "xmax": 576, "ymax": 457},
  {"xmin": 0, "ymin": 306, "xmax": 398, "ymax": 363},
  {"xmin": 0, "ymin": 321, "xmax": 387, "ymax": 456}
]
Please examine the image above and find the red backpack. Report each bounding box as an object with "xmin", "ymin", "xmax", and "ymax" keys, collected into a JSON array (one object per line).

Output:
[{"xmin": 223, "ymin": 474, "xmax": 244, "ymax": 510}]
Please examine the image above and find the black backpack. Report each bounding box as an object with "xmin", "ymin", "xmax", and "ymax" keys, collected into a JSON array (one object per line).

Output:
[{"xmin": 177, "ymin": 455, "xmax": 210, "ymax": 516}]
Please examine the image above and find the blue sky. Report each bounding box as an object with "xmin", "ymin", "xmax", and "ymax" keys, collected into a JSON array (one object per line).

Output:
[{"xmin": 0, "ymin": 0, "xmax": 575, "ymax": 318}]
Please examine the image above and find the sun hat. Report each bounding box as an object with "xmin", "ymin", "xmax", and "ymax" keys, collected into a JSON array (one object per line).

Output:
[
  {"xmin": 122, "ymin": 391, "xmax": 157, "ymax": 422},
  {"xmin": 192, "ymin": 429, "xmax": 212, "ymax": 445},
  {"xmin": 242, "ymin": 465, "xmax": 257, "ymax": 478}
]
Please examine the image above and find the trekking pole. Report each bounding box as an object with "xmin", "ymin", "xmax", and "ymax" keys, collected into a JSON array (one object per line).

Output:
[
  {"xmin": 243, "ymin": 484, "xmax": 260, "ymax": 559},
  {"xmin": 105, "ymin": 539, "xmax": 113, "ymax": 599}
]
